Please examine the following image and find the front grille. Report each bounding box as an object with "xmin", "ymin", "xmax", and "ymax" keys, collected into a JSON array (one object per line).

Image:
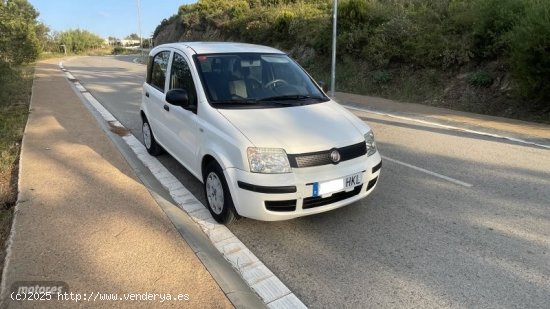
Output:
[
  {"xmin": 294, "ymin": 153, "xmax": 329, "ymax": 168},
  {"xmin": 265, "ymin": 200, "xmax": 297, "ymax": 212},
  {"xmin": 288, "ymin": 142, "xmax": 366, "ymax": 168},
  {"xmin": 302, "ymin": 185, "xmax": 362, "ymax": 209}
]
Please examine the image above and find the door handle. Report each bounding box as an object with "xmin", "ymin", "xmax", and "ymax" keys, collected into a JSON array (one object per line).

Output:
[
  {"xmin": 163, "ymin": 104, "xmax": 170, "ymax": 112},
  {"xmin": 145, "ymin": 92, "xmax": 149, "ymax": 97}
]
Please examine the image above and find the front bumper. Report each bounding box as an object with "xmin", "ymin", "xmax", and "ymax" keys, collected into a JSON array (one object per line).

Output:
[{"xmin": 224, "ymin": 152, "xmax": 382, "ymax": 221}]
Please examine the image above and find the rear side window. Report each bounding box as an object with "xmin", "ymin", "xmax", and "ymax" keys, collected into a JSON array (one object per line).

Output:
[
  {"xmin": 169, "ymin": 53, "xmax": 197, "ymax": 106},
  {"xmin": 147, "ymin": 51, "xmax": 170, "ymax": 92}
]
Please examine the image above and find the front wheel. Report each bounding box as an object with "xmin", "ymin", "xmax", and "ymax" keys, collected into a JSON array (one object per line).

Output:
[{"xmin": 204, "ymin": 161, "xmax": 238, "ymax": 224}]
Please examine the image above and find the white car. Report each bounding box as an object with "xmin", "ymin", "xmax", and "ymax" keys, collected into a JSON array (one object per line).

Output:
[{"xmin": 140, "ymin": 42, "xmax": 382, "ymax": 223}]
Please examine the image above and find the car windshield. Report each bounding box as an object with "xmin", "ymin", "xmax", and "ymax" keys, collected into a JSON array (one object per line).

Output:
[{"xmin": 194, "ymin": 53, "xmax": 328, "ymax": 108}]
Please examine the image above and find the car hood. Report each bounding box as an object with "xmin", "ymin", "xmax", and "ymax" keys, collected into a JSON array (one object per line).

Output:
[{"xmin": 217, "ymin": 101, "xmax": 367, "ymax": 154}]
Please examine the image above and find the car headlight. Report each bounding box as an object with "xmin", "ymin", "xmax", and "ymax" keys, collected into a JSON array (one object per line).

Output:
[
  {"xmin": 365, "ymin": 130, "xmax": 377, "ymax": 156},
  {"xmin": 247, "ymin": 147, "xmax": 291, "ymax": 173}
]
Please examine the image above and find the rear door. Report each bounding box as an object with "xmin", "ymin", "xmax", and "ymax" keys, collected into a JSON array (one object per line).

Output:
[{"xmin": 143, "ymin": 50, "xmax": 171, "ymax": 148}]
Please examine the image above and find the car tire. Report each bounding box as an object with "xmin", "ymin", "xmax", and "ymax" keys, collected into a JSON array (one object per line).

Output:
[
  {"xmin": 142, "ymin": 118, "xmax": 163, "ymax": 156},
  {"xmin": 204, "ymin": 161, "xmax": 238, "ymax": 224}
]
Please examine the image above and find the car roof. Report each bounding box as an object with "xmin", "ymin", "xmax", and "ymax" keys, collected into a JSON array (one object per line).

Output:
[{"xmin": 153, "ymin": 42, "xmax": 285, "ymax": 55}]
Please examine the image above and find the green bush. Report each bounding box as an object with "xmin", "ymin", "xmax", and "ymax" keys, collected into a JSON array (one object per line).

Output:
[
  {"xmin": 507, "ymin": 0, "xmax": 550, "ymax": 100},
  {"xmin": 361, "ymin": 14, "xmax": 413, "ymax": 67},
  {"xmin": 338, "ymin": 0, "xmax": 371, "ymax": 32},
  {"xmin": 58, "ymin": 29, "xmax": 104, "ymax": 54},
  {"xmin": 404, "ymin": 0, "xmax": 476, "ymax": 68},
  {"xmin": 0, "ymin": 0, "xmax": 41, "ymax": 64},
  {"xmin": 473, "ymin": 0, "xmax": 525, "ymax": 59},
  {"xmin": 112, "ymin": 46, "xmax": 125, "ymax": 55},
  {"xmin": 372, "ymin": 70, "xmax": 391, "ymax": 84},
  {"xmin": 468, "ymin": 70, "xmax": 493, "ymax": 87}
]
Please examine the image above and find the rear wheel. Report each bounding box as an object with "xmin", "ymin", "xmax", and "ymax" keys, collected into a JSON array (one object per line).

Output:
[
  {"xmin": 204, "ymin": 161, "xmax": 238, "ymax": 224},
  {"xmin": 142, "ymin": 118, "xmax": 163, "ymax": 156}
]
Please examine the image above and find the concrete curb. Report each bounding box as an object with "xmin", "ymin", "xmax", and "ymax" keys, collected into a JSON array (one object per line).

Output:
[{"xmin": 59, "ymin": 62, "xmax": 306, "ymax": 309}]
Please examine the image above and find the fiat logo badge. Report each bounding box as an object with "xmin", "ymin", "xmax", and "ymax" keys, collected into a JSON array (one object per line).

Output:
[{"xmin": 330, "ymin": 149, "xmax": 341, "ymax": 163}]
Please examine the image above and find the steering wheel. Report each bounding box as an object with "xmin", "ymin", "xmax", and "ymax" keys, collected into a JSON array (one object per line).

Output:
[
  {"xmin": 248, "ymin": 78, "xmax": 262, "ymax": 88},
  {"xmin": 264, "ymin": 79, "xmax": 288, "ymax": 89}
]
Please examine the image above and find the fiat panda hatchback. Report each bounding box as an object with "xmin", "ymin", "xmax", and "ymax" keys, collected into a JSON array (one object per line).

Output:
[{"xmin": 140, "ymin": 42, "xmax": 382, "ymax": 223}]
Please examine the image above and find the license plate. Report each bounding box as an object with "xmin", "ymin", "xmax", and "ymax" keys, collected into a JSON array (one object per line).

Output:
[{"xmin": 312, "ymin": 172, "xmax": 363, "ymax": 197}]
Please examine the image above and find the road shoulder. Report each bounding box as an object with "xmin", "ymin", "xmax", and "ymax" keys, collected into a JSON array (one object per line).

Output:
[{"xmin": 336, "ymin": 92, "xmax": 550, "ymax": 147}]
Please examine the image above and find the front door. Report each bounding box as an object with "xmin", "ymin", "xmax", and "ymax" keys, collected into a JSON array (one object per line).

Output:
[{"xmin": 163, "ymin": 52, "xmax": 200, "ymax": 173}]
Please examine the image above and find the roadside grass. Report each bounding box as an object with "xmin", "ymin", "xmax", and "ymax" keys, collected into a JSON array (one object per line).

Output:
[
  {"xmin": 0, "ymin": 62, "xmax": 34, "ymax": 278},
  {"xmin": 39, "ymin": 47, "xmax": 114, "ymax": 61}
]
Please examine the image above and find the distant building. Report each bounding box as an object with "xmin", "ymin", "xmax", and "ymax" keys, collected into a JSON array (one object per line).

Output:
[
  {"xmin": 104, "ymin": 39, "xmax": 141, "ymax": 46},
  {"xmin": 121, "ymin": 39, "xmax": 141, "ymax": 46}
]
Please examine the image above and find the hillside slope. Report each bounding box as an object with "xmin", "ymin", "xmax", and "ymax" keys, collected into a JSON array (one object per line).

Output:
[{"xmin": 153, "ymin": 0, "xmax": 550, "ymax": 123}]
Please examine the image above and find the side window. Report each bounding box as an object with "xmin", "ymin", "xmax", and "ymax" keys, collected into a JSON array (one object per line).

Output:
[
  {"xmin": 147, "ymin": 51, "xmax": 170, "ymax": 92},
  {"xmin": 169, "ymin": 53, "xmax": 197, "ymax": 106}
]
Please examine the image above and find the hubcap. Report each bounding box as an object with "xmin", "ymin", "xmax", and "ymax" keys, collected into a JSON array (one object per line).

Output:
[
  {"xmin": 143, "ymin": 122, "xmax": 152, "ymax": 149},
  {"xmin": 206, "ymin": 172, "xmax": 224, "ymax": 215}
]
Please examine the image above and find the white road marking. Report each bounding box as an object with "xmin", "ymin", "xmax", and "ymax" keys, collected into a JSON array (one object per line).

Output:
[
  {"xmin": 344, "ymin": 105, "xmax": 550, "ymax": 150},
  {"xmin": 59, "ymin": 62, "xmax": 306, "ymax": 309},
  {"xmin": 382, "ymin": 155, "xmax": 473, "ymax": 188}
]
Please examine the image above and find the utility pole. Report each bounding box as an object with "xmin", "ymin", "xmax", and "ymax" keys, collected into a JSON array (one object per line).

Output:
[
  {"xmin": 136, "ymin": 0, "xmax": 143, "ymax": 58},
  {"xmin": 330, "ymin": 0, "xmax": 338, "ymax": 97}
]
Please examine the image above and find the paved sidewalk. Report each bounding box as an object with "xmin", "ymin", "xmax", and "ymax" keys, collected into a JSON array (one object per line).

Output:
[
  {"xmin": 335, "ymin": 92, "xmax": 550, "ymax": 144},
  {"xmin": 0, "ymin": 61, "xmax": 233, "ymax": 308}
]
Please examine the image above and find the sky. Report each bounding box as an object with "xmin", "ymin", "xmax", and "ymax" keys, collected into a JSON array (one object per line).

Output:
[{"xmin": 28, "ymin": 0, "xmax": 196, "ymax": 39}]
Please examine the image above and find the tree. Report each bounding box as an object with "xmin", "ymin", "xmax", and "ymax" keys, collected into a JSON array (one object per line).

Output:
[
  {"xmin": 107, "ymin": 36, "xmax": 120, "ymax": 46},
  {"xmin": 0, "ymin": 0, "xmax": 41, "ymax": 64},
  {"xmin": 58, "ymin": 29, "xmax": 104, "ymax": 53},
  {"xmin": 35, "ymin": 22, "xmax": 52, "ymax": 52},
  {"xmin": 507, "ymin": 0, "xmax": 550, "ymax": 101},
  {"xmin": 125, "ymin": 33, "xmax": 140, "ymax": 40}
]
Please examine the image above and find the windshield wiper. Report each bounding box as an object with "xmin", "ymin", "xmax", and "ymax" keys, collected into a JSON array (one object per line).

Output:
[
  {"xmin": 212, "ymin": 98, "xmax": 295, "ymax": 107},
  {"xmin": 211, "ymin": 99, "xmax": 259, "ymax": 105},
  {"xmin": 258, "ymin": 95, "xmax": 326, "ymax": 102},
  {"xmin": 211, "ymin": 96, "xmax": 324, "ymax": 108}
]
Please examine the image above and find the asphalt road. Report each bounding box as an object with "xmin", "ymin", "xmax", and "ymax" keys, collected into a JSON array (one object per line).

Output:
[{"xmin": 64, "ymin": 55, "xmax": 550, "ymax": 308}]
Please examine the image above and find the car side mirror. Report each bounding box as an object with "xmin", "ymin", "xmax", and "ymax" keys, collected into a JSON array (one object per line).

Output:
[
  {"xmin": 166, "ymin": 89, "xmax": 194, "ymax": 111},
  {"xmin": 318, "ymin": 81, "xmax": 329, "ymax": 93}
]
